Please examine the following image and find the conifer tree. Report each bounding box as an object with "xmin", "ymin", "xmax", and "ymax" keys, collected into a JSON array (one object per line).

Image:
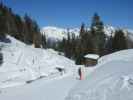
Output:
[
  {"xmin": 105, "ymin": 32, "xmax": 113, "ymax": 54},
  {"xmin": 79, "ymin": 23, "xmax": 86, "ymax": 38},
  {"xmin": 0, "ymin": 2, "xmax": 43, "ymax": 48},
  {"xmin": 24, "ymin": 14, "xmax": 34, "ymax": 44},
  {"xmin": 0, "ymin": 3, "xmax": 7, "ymax": 37},
  {"xmin": 91, "ymin": 13, "xmax": 106, "ymax": 56},
  {"xmin": 112, "ymin": 30, "xmax": 127, "ymax": 52},
  {"xmin": 14, "ymin": 14, "xmax": 24, "ymax": 40},
  {"xmin": 32, "ymin": 20, "xmax": 42, "ymax": 48},
  {"xmin": 42, "ymin": 33, "xmax": 47, "ymax": 49},
  {"xmin": 64, "ymin": 30, "xmax": 71, "ymax": 58},
  {"xmin": 0, "ymin": 45, "xmax": 3, "ymax": 65}
]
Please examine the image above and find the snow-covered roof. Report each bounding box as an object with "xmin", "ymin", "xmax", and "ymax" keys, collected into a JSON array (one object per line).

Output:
[
  {"xmin": 84, "ymin": 54, "xmax": 100, "ymax": 60},
  {"xmin": 55, "ymin": 65, "xmax": 65, "ymax": 69}
]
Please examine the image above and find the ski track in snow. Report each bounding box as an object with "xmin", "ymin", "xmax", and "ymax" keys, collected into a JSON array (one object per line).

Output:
[
  {"xmin": 0, "ymin": 35, "xmax": 76, "ymax": 89},
  {"xmin": 0, "ymin": 75, "xmax": 79, "ymax": 100}
]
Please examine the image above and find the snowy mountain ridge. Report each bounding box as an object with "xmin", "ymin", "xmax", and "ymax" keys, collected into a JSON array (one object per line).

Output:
[
  {"xmin": 41, "ymin": 26, "xmax": 80, "ymax": 41},
  {"xmin": 41, "ymin": 26, "xmax": 133, "ymax": 41}
]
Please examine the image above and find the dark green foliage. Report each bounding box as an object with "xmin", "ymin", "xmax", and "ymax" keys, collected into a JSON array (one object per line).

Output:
[
  {"xmin": 56, "ymin": 23, "xmax": 94, "ymax": 65},
  {"xmin": 64, "ymin": 31, "xmax": 71, "ymax": 58},
  {"xmin": 0, "ymin": 3, "xmax": 7, "ymax": 37},
  {"xmin": 0, "ymin": 3, "xmax": 43, "ymax": 48},
  {"xmin": 75, "ymin": 23, "xmax": 94, "ymax": 64},
  {"xmin": 13, "ymin": 15, "xmax": 23, "ymax": 38},
  {"xmin": 112, "ymin": 30, "xmax": 127, "ymax": 52},
  {"xmin": 32, "ymin": 20, "xmax": 42, "ymax": 48},
  {"xmin": 91, "ymin": 13, "xmax": 106, "ymax": 56},
  {"xmin": 79, "ymin": 23, "xmax": 86, "ymax": 38},
  {"xmin": 42, "ymin": 33, "xmax": 47, "ymax": 49},
  {"xmin": 24, "ymin": 14, "xmax": 35, "ymax": 45},
  {"xmin": 58, "ymin": 38, "xmax": 66, "ymax": 52},
  {"xmin": 0, "ymin": 45, "xmax": 3, "ymax": 66},
  {"xmin": 0, "ymin": 51, "xmax": 3, "ymax": 65}
]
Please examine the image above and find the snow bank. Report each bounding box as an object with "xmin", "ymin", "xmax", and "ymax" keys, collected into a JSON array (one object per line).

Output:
[
  {"xmin": 66, "ymin": 61, "xmax": 133, "ymax": 100},
  {"xmin": 66, "ymin": 49, "xmax": 133, "ymax": 100},
  {"xmin": 98, "ymin": 49, "xmax": 133, "ymax": 66},
  {"xmin": 0, "ymin": 36, "xmax": 75, "ymax": 88}
]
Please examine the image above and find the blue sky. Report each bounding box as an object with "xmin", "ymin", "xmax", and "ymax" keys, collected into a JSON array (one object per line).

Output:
[{"xmin": 3, "ymin": 0, "xmax": 133, "ymax": 29}]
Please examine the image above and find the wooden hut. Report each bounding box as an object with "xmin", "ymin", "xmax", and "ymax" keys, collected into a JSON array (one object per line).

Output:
[{"xmin": 84, "ymin": 54, "xmax": 99, "ymax": 67}]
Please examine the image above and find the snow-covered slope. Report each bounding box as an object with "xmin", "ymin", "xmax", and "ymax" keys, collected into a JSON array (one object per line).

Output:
[
  {"xmin": 1, "ymin": 36, "xmax": 133, "ymax": 100},
  {"xmin": 98, "ymin": 49, "xmax": 133, "ymax": 66},
  {"xmin": 66, "ymin": 49, "xmax": 133, "ymax": 100},
  {"xmin": 0, "ymin": 36, "xmax": 76, "ymax": 88},
  {"xmin": 104, "ymin": 25, "xmax": 116, "ymax": 36}
]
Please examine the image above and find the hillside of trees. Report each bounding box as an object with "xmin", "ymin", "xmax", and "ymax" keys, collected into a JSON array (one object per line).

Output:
[
  {"xmin": 56, "ymin": 13, "xmax": 128, "ymax": 64},
  {"xmin": 0, "ymin": 2, "xmax": 47, "ymax": 48}
]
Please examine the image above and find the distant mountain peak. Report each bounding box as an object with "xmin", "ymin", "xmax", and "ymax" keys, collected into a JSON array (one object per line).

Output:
[
  {"xmin": 41, "ymin": 26, "xmax": 80, "ymax": 41},
  {"xmin": 41, "ymin": 26, "xmax": 133, "ymax": 41}
]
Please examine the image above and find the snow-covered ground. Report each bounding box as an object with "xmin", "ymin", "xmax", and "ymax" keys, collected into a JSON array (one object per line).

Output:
[
  {"xmin": 0, "ymin": 75, "xmax": 79, "ymax": 100},
  {"xmin": 0, "ymin": 35, "xmax": 133, "ymax": 100},
  {"xmin": 98, "ymin": 49, "xmax": 133, "ymax": 66},
  {"xmin": 66, "ymin": 49, "xmax": 133, "ymax": 100},
  {"xmin": 0, "ymin": 35, "xmax": 76, "ymax": 88}
]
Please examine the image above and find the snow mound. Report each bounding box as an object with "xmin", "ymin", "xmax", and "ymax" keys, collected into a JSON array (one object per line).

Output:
[
  {"xmin": 66, "ymin": 49, "xmax": 133, "ymax": 100},
  {"xmin": 0, "ymin": 35, "xmax": 75, "ymax": 88},
  {"xmin": 98, "ymin": 49, "xmax": 133, "ymax": 66},
  {"xmin": 66, "ymin": 60, "xmax": 133, "ymax": 100}
]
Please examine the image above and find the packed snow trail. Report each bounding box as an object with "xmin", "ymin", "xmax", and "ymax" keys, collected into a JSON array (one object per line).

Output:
[{"xmin": 0, "ymin": 75, "xmax": 79, "ymax": 100}]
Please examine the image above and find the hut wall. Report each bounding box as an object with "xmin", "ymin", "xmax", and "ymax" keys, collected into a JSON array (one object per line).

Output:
[{"xmin": 85, "ymin": 59, "xmax": 97, "ymax": 67}]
